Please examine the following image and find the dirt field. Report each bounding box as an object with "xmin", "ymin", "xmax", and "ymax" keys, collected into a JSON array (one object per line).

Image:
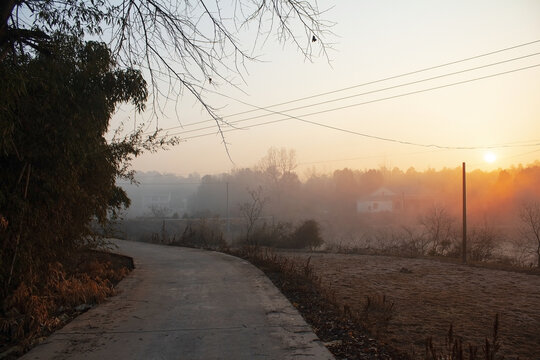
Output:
[{"xmin": 281, "ymin": 252, "xmax": 540, "ymax": 359}]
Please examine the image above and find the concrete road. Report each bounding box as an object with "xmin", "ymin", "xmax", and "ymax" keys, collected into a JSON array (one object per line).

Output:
[{"xmin": 22, "ymin": 240, "xmax": 334, "ymax": 360}]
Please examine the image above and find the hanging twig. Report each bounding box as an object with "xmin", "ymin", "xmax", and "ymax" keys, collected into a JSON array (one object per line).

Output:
[{"xmin": 7, "ymin": 163, "xmax": 31, "ymax": 288}]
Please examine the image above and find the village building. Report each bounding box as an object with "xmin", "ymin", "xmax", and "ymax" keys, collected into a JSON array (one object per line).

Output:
[
  {"xmin": 356, "ymin": 187, "xmax": 401, "ymax": 213},
  {"xmin": 357, "ymin": 187, "xmax": 432, "ymax": 214}
]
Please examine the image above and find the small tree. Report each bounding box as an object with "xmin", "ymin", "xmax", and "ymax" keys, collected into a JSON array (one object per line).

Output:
[
  {"xmin": 468, "ymin": 222, "xmax": 500, "ymax": 262},
  {"xmin": 419, "ymin": 205, "xmax": 457, "ymax": 256},
  {"xmin": 148, "ymin": 205, "xmax": 172, "ymax": 218},
  {"xmin": 239, "ymin": 187, "xmax": 267, "ymax": 245},
  {"xmin": 519, "ymin": 200, "xmax": 540, "ymax": 268}
]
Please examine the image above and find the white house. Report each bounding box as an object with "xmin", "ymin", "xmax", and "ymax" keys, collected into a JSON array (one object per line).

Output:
[
  {"xmin": 356, "ymin": 187, "xmax": 399, "ymax": 213},
  {"xmin": 142, "ymin": 192, "xmax": 172, "ymax": 211}
]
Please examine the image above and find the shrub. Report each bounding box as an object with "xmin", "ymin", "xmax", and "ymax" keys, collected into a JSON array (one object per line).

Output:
[
  {"xmin": 468, "ymin": 224, "xmax": 500, "ymax": 262},
  {"xmin": 289, "ymin": 220, "xmax": 324, "ymax": 250},
  {"xmin": 171, "ymin": 219, "xmax": 225, "ymax": 250},
  {"xmin": 251, "ymin": 221, "xmax": 293, "ymax": 248}
]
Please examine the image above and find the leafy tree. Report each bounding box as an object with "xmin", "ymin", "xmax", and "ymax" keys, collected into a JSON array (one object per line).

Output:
[{"xmin": 0, "ymin": 34, "xmax": 174, "ymax": 298}]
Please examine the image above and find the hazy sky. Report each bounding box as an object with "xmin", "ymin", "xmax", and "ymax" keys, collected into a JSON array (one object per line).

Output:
[{"xmin": 112, "ymin": 0, "xmax": 540, "ymax": 177}]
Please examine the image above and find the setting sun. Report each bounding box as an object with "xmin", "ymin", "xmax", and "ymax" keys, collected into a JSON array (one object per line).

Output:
[{"xmin": 484, "ymin": 151, "xmax": 497, "ymax": 163}]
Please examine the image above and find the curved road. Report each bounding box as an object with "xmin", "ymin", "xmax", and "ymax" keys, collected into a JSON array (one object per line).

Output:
[{"xmin": 22, "ymin": 240, "xmax": 334, "ymax": 360}]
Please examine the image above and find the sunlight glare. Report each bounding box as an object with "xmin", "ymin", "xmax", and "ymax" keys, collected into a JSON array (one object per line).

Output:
[{"xmin": 484, "ymin": 151, "xmax": 497, "ymax": 164}]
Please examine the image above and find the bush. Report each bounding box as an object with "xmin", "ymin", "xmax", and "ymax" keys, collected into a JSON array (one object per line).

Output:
[
  {"xmin": 289, "ymin": 220, "xmax": 324, "ymax": 250},
  {"xmin": 251, "ymin": 221, "xmax": 293, "ymax": 248},
  {"xmin": 468, "ymin": 224, "xmax": 500, "ymax": 262},
  {"xmin": 171, "ymin": 219, "xmax": 226, "ymax": 250},
  {"xmin": 246, "ymin": 220, "xmax": 323, "ymax": 250}
]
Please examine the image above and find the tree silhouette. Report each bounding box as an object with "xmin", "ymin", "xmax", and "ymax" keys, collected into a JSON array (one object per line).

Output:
[
  {"xmin": 519, "ymin": 200, "xmax": 540, "ymax": 268},
  {"xmin": 239, "ymin": 186, "xmax": 267, "ymax": 245},
  {"xmin": 1, "ymin": 1, "xmax": 331, "ymax": 117},
  {"xmin": 0, "ymin": 35, "xmax": 175, "ymax": 297}
]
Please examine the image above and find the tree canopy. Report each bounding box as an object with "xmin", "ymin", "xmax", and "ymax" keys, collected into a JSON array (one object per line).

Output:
[{"xmin": 0, "ymin": 34, "xmax": 177, "ymax": 299}]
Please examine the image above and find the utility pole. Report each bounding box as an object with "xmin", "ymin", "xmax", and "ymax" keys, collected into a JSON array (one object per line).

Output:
[
  {"xmin": 226, "ymin": 182, "xmax": 230, "ymax": 237},
  {"xmin": 462, "ymin": 162, "xmax": 467, "ymax": 264}
]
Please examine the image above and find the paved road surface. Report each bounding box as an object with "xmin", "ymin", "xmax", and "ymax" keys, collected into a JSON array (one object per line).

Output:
[{"xmin": 21, "ymin": 240, "xmax": 334, "ymax": 360}]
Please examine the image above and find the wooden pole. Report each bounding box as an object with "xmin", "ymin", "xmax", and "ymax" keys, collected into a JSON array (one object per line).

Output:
[
  {"xmin": 226, "ymin": 182, "xmax": 230, "ymax": 237},
  {"xmin": 462, "ymin": 162, "xmax": 467, "ymax": 264}
]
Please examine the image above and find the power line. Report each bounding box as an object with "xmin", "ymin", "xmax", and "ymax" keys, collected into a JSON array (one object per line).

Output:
[
  {"xmin": 503, "ymin": 147, "xmax": 540, "ymax": 161},
  {"xmin": 162, "ymin": 51, "xmax": 540, "ymax": 137},
  {"xmin": 164, "ymin": 52, "xmax": 540, "ymax": 138},
  {"xmin": 241, "ymin": 40, "xmax": 540, "ymax": 112},
  {"xmin": 116, "ymin": 181, "xmax": 263, "ymax": 186},
  {"xmin": 149, "ymin": 39, "xmax": 540, "ymax": 134},
  {"xmin": 117, "ymin": 183, "xmax": 188, "ymax": 186},
  {"xmin": 170, "ymin": 63, "xmax": 540, "ymax": 150},
  {"xmin": 297, "ymin": 149, "xmax": 449, "ymax": 166}
]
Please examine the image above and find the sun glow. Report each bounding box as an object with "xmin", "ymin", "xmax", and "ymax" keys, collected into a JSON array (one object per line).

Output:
[{"xmin": 484, "ymin": 151, "xmax": 497, "ymax": 164}]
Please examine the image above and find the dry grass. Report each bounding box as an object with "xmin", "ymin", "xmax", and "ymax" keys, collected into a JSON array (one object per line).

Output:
[
  {"xmin": 0, "ymin": 250, "xmax": 132, "ymax": 357},
  {"xmin": 280, "ymin": 252, "xmax": 539, "ymax": 360},
  {"xmin": 424, "ymin": 315, "xmax": 502, "ymax": 360},
  {"xmin": 229, "ymin": 246, "xmax": 408, "ymax": 359}
]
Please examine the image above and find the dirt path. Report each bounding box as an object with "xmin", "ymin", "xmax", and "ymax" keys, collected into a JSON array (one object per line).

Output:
[{"xmin": 283, "ymin": 253, "xmax": 540, "ymax": 359}]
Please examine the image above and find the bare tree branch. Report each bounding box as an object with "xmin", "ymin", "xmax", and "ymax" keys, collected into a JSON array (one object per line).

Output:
[
  {"xmin": 519, "ymin": 200, "xmax": 540, "ymax": 268},
  {"xmin": 2, "ymin": 0, "xmax": 333, "ymax": 158}
]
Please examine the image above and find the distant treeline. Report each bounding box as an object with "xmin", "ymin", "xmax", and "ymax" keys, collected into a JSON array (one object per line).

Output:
[
  {"xmin": 126, "ymin": 160, "xmax": 540, "ymax": 227},
  {"xmin": 122, "ymin": 149, "xmax": 540, "ymax": 252}
]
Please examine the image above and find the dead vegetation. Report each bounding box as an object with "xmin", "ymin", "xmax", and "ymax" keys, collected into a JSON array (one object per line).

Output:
[
  {"xmin": 282, "ymin": 252, "xmax": 538, "ymax": 360},
  {"xmin": 424, "ymin": 315, "xmax": 502, "ymax": 360},
  {"xmin": 0, "ymin": 250, "xmax": 133, "ymax": 358},
  {"xmin": 228, "ymin": 246, "xmax": 408, "ymax": 359},
  {"xmin": 237, "ymin": 248, "xmax": 526, "ymax": 359}
]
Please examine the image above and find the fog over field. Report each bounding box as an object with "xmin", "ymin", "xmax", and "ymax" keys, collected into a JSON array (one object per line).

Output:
[{"xmin": 117, "ymin": 148, "xmax": 540, "ymax": 267}]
